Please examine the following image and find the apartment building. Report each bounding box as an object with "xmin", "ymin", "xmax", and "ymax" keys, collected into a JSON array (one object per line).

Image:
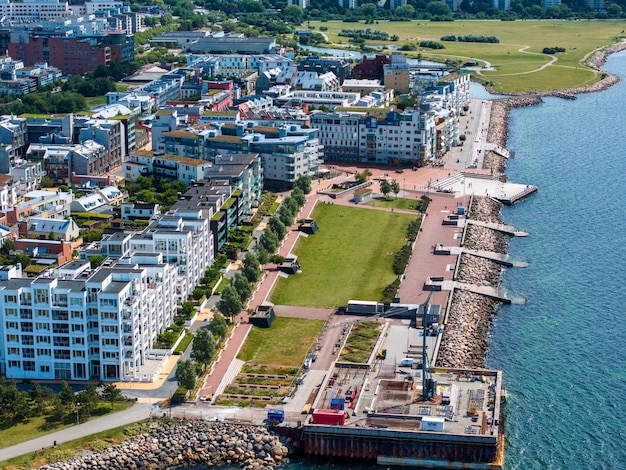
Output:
[
  {"xmin": 310, "ymin": 109, "xmax": 437, "ymax": 165},
  {"xmin": 0, "ymin": 256, "xmax": 178, "ymax": 381}
]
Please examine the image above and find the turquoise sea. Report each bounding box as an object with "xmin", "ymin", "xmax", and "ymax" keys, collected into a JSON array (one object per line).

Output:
[
  {"xmin": 197, "ymin": 52, "xmax": 626, "ymax": 469},
  {"xmin": 487, "ymin": 51, "xmax": 626, "ymax": 469}
]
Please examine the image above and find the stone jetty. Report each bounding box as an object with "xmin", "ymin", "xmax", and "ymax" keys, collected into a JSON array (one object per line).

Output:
[{"xmin": 39, "ymin": 420, "xmax": 289, "ymax": 470}]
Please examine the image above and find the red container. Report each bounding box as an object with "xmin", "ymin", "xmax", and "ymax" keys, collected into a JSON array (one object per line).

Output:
[{"xmin": 312, "ymin": 409, "xmax": 346, "ymax": 426}]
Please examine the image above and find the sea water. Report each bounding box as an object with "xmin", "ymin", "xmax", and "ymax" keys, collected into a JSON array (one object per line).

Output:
[
  {"xmin": 486, "ymin": 51, "xmax": 626, "ymax": 469},
  {"xmin": 192, "ymin": 52, "xmax": 626, "ymax": 470}
]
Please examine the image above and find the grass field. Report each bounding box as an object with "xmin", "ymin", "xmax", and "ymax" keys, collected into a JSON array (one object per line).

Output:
[
  {"xmin": 237, "ymin": 317, "xmax": 325, "ymax": 366},
  {"xmin": 270, "ymin": 204, "xmax": 416, "ymax": 307},
  {"xmin": 309, "ymin": 19, "xmax": 624, "ymax": 92},
  {"xmin": 366, "ymin": 196, "xmax": 426, "ymax": 211}
]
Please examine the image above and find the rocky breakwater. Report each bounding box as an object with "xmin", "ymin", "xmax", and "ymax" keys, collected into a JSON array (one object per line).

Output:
[
  {"xmin": 39, "ymin": 420, "xmax": 289, "ymax": 470},
  {"xmin": 437, "ymin": 197, "xmax": 507, "ymax": 369}
]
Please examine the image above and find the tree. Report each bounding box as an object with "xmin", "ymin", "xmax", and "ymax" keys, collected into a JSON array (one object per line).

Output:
[
  {"xmin": 216, "ymin": 285, "xmax": 243, "ymax": 318},
  {"xmin": 232, "ymin": 273, "xmax": 253, "ymax": 302},
  {"xmin": 175, "ymin": 359, "xmax": 197, "ymax": 390},
  {"xmin": 390, "ymin": 179, "xmax": 401, "ymax": 199},
  {"xmin": 255, "ymin": 246, "xmax": 269, "ymax": 267},
  {"xmin": 607, "ymin": 3, "xmax": 622, "ymax": 17},
  {"xmin": 283, "ymin": 4, "xmax": 304, "ymax": 24},
  {"xmin": 355, "ymin": 172, "xmax": 368, "ymax": 184},
  {"xmin": 181, "ymin": 301, "xmax": 195, "ymax": 317},
  {"xmin": 210, "ymin": 313, "xmax": 228, "ymax": 340},
  {"xmin": 59, "ymin": 381, "xmax": 77, "ymax": 407},
  {"xmin": 278, "ymin": 204, "xmax": 296, "ymax": 226},
  {"xmin": 88, "ymin": 255, "xmax": 106, "ymax": 268},
  {"xmin": 15, "ymin": 253, "xmax": 31, "ymax": 269},
  {"xmin": 77, "ymin": 384, "xmax": 100, "ymax": 417},
  {"xmin": 40, "ymin": 176, "xmax": 55, "ymax": 188},
  {"xmin": 293, "ymin": 175, "xmax": 312, "ymax": 194},
  {"xmin": 259, "ymin": 229, "xmax": 279, "ymax": 254},
  {"xmin": 426, "ymin": 1, "xmax": 451, "ymax": 16},
  {"xmin": 291, "ymin": 187, "xmax": 306, "ymax": 207},
  {"xmin": 283, "ymin": 196, "xmax": 299, "ymax": 215},
  {"xmin": 191, "ymin": 328, "xmax": 216, "ymax": 368},
  {"xmin": 268, "ymin": 215, "xmax": 287, "ymax": 241},
  {"xmin": 101, "ymin": 383, "xmax": 123, "ymax": 410},
  {"xmin": 242, "ymin": 252, "xmax": 261, "ymax": 283},
  {"xmin": 380, "ymin": 179, "xmax": 392, "ymax": 197}
]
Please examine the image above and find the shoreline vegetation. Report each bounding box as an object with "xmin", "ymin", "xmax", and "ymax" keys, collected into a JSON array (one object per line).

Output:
[{"xmin": 438, "ymin": 40, "xmax": 626, "ymax": 369}]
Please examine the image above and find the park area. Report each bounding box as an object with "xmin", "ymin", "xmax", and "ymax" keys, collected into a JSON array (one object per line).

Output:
[
  {"xmin": 237, "ymin": 317, "xmax": 325, "ymax": 367},
  {"xmin": 309, "ymin": 19, "xmax": 625, "ymax": 92},
  {"xmin": 270, "ymin": 204, "xmax": 417, "ymax": 307}
]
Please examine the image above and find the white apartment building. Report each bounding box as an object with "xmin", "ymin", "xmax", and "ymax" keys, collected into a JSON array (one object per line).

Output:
[
  {"xmin": 0, "ymin": 203, "xmax": 214, "ymax": 382},
  {"xmin": 129, "ymin": 209, "xmax": 213, "ymax": 304},
  {"xmin": 0, "ymin": 256, "xmax": 177, "ymax": 381},
  {"xmin": 310, "ymin": 109, "xmax": 437, "ymax": 165},
  {"xmin": 0, "ymin": 0, "xmax": 71, "ymax": 20}
]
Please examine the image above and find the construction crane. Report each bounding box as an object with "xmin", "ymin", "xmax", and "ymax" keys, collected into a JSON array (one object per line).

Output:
[{"xmin": 418, "ymin": 290, "xmax": 435, "ymax": 402}]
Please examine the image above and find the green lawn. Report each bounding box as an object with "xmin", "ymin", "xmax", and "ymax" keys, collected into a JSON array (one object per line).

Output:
[
  {"xmin": 366, "ymin": 196, "xmax": 426, "ymax": 211},
  {"xmin": 237, "ymin": 317, "xmax": 325, "ymax": 366},
  {"xmin": 270, "ymin": 204, "xmax": 416, "ymax": 307},
  {"xmin": 310, "ymin": 19, "xmax": 624, "ymax": 92},
  {"xmin": 0, "ymin": 401, "xmax": 133, "ymax": 451}
]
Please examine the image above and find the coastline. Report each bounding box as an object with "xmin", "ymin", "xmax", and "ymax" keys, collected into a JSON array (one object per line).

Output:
[{"xmin": 438, "ymin": 41, "xmax": 626, "ymax": 369}]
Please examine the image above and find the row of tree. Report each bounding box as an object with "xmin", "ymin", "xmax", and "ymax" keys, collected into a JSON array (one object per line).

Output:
[
  {"xmin": 0, "ymin": 379, "xmax": 124, "ymax": 429},
  {"xmin": 175, "ymin": 313, "xmax": 229, "ymax": 390}
]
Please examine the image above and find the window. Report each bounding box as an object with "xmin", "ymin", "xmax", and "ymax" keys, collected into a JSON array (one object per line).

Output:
[
  {"xmin": 37, "ymin": 348, "xmax": 51, "ymax": 356},
  {"xmin": 71, "ymin": 311, "xmax": 84, "ymax": 319},
  {"xmin": 5, "ymin": 308, "xmax": 17, "ymax": 316},
  {"xmin": 7, "ymin": 347, "xmax": 19, "ymax": 355},
  {"xmin": 36, "ymin": 322, "xmax": 50, "ymax": 330},
  {"xmin": 40, "ymin": 365, "xmax": 50, "ymax": 373},
  {"xmin": 70, "ymin": 298, "xmax": 83, "ymax": 307},
  {"xmin": 4, "ymin": 294, "xmax": 16, "ymax": 303},
  {"xmin": 24, "ymin": 361, "xmax": 36, "ymax": 371},
  {"xmin": 72, "ymin": 337, "xmax": 85, "ymax": 345},
  {"xmin": 36, "ymin": 335, "xmax": 50, "ymax": 343},
  {"xmin": 71, "ymin": 324, "xmax": 84, "ymax": 332}
]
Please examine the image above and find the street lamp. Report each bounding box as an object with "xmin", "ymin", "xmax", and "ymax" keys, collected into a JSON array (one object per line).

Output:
[{"xmin": 75, "ymin": 403, "xmax": 81, "ymax": 425}]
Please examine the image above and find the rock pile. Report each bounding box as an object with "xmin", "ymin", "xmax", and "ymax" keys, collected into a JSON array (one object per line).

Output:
[
  {"xmin": 436, "ymin": 290, "xmax": 498, "ymax": 369},
  {"xmin": 437, "ymin": 196, "xmax": 506, "ymax": 369},
  {"xmin": 39, "ymin": 420, "xmax": 289, "ymax": 470}
]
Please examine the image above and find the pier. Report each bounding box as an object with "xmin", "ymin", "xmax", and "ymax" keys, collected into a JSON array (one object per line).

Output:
[
  {"xmin": 465, "ymin": 219, "xmax": 529, "ymax": 237},
  {"xmin": 462, "ymin": 248, "xmax": 529, "ymax": 267},
  {"xmin": 453, "ymin": 282, "xmax": 512, "ymax": 304}
]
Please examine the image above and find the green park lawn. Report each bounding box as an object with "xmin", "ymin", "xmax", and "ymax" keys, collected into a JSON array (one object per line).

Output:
[
  {"xmin": 270, "ymin": 203, "xmax": 416, "ymax": 307},
  {"xmin": 309, "ymin": 19, "xmax": 624, "ymax": 92},
  {"xmin": 366, "ymin": 196, "xmax": 425, "ymax": 211},
  {"xmin": 237, "ymin": 317, "xmax": 325, "ymax": 367}
]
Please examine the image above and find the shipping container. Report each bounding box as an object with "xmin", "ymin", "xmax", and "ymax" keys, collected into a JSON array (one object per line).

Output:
[
  {"xmin": 421, "ymin": 416, "xmax": 445, "ymax": 432},
  {"xmin": 330, "ymin": 398, "xmax": 345, "ymax": 410},
  {"xmin": 267, "ymin": 409, "xmax": 285, "ymax": 424},
  {"xmin": 312, "ymin": 409, "xmax": 346, "ymax": 426}
]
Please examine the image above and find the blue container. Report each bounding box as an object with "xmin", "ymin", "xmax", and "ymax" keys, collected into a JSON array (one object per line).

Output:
[
  {"xmin": 330, "ymin": 398, "xmax": 345, "ymax": 410},
  {"xmin": 267, "ymin": 409, "xmax": 285, "ymax": 423},
  {"xmin": 457, "ymin": 206, "xmax": 466, "ymax": 215}
]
